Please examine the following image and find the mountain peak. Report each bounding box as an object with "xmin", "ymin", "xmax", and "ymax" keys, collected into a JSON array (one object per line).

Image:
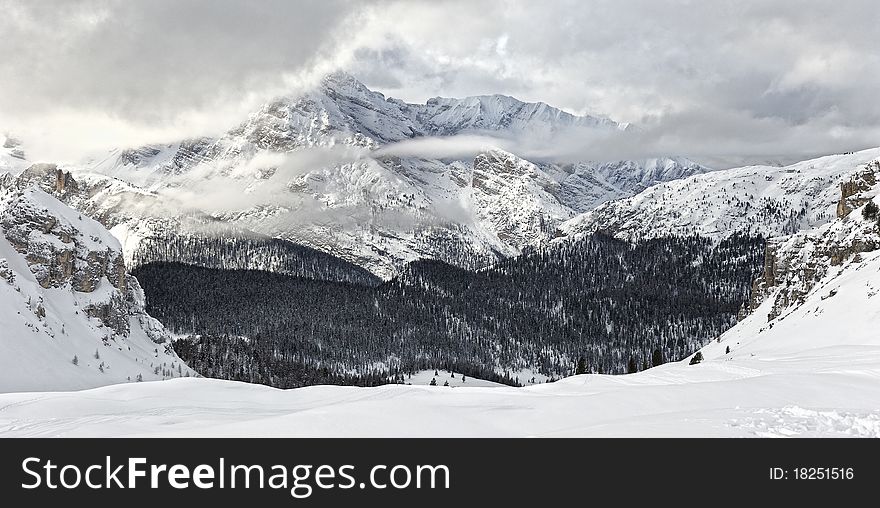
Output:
[
  {"xmin": 309, "ymin": 72, "xmax": 625, "ymax": 139},
  {"xmin": 320, "ymin": 70, "xmax": 374, "ymax": 93}
]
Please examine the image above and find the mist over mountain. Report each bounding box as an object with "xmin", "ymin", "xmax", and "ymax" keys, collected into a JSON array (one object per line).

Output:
[{"xmin": 20, "ymin": 73, "xmax": 703, "ymax": 278}]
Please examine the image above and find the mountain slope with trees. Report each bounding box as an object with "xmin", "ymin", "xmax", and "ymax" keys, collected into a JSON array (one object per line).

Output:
[{"xmin": 135, "ymin": 233, "xmax": 763, "ymax": 388}]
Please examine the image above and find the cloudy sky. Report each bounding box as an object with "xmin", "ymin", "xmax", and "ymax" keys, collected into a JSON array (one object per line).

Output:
[{"xmin": 1, "ymin": 0, "xmax": 878, "ymax": 166}]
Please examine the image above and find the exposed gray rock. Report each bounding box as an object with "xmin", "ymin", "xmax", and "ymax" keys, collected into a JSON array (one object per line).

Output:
[{"xmin": 0, "ymin": 187, "xmax": 137, "ymax": 338}]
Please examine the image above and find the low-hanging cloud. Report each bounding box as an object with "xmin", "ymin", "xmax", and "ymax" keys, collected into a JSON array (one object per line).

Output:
[{"xmin": 373, "ymin": 135, "xmax": 515, "ymax": 160}]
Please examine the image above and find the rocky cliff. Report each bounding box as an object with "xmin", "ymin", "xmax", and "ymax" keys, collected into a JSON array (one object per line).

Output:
[
  {"xmin": 747, "ymin": 159, "xmax": 879, "ymax": 322},
  {"xmin": 0, "ymin": 183, "xmax": 195, "ymax": 392}
]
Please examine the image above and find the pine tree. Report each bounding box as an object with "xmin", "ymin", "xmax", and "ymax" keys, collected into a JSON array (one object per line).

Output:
[
  {"xmin": 429, "ymin": 378, "xmax": 437, "ymax": 386},
  {"xmin": 689, "ymin": 352, "xmax": 704, "ymax": 365},
  {"xmin": 94, "ymin": 349, "xmax": 100, "ymax": 360},
  {"xmin": 627, "ymin": 357, "xmax": 638, "ymax": 374},
  {"xmin": 575, "ymin": 357, "xmax": 588, "ymax": 375},
  {"xmin": 72, "ymin": 355, "xmax": 78, "ymax": 366},
  {"xmin": 725, "ymin": 346, "xmax": 730, "ymax": 354},
  {"xmin": 652, "ymin": 349, "xmax": 664, "ymax": 367}
]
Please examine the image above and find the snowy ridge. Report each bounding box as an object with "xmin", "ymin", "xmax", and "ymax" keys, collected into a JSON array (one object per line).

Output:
[
  {"xmin": 545, "ymin": 156, "xmax": 708, "ymax": 212},
  {"xmin": 561, "ymin": 148, "xmax": 880, "ymax": 242},
  {"xmin": 0, "ymin": 185, "xmax": 194, "ymax": 392},
  {"xmin": 418, "ymin": 93, "xmax": 622, "ymax": 137}
]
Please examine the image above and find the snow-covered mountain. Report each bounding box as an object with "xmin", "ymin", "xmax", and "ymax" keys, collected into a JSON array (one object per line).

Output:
[
  {"xmin": 558, "ymin": 146, "xmax": 880, "ymax": 382},
  {"xmin": 51, "ymin": 73, "xmax": 707, "ymax": 278},
  {"xmin": 2, "ymin": 155, "xmax": 878, "ymax": 436},
  {"xmin": 0, "ymin": 181, "xmax": 194, "ymax": 392},
  {"xmin": 561, "ymin": 148, "xmax": 880, "ymax": 242}
]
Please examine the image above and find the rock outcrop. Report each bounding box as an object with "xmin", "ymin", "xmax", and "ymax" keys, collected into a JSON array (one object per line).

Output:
[
  {"xmin": 16, "ymin": 163, "xmax": 79, "ymax": 198},
  {"xmin": 1, "ymin": 189, "xmax": 125, "ymax": 292},
  {"xmin": 1, "ymin": 187, "xmax": 138, "ymax": 336},
  {"xmin": 0, "ymin": 182, "xmax": 196, "ymax": 391},
  {"xmin": 747, "ymin": 160, "xmax": 879, "ymax": 322},
  {"xmin": 836, "ymin": 162, "xmax": 877, "ymax": 218}
]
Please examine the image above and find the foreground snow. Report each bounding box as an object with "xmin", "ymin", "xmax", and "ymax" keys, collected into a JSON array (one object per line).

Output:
[{"xmin": 1, "ymin": 351, "xmax": 877, "ymax": 437}]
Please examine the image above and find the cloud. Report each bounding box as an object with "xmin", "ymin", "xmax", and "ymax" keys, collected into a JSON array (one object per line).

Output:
[
  {"xmin": 96, "ymin": 143, "xmax": 473, "ymax": 233},
  {"xmin": 348, "ymin": 0, "xmax": 880, "ymax": 166},
  {"xmin": 0, "ymin": 0, "xmax": 367, "ymax": 160},
  {"xmin": 3, "ymin": 0, "xmax": 879, "ymax": 166},
  {"xmin": 373, "ymin": 135, "xmax": 513, "ymax": 159}
]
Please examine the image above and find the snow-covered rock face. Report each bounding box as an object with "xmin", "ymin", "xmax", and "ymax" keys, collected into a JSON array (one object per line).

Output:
[
  {"xmin": 546, "ymin": 156, "xmax": 708, "ymax": 213},
  {"xmin": 52, "ymin": 73, "xmax": 708, "ymax": 278},
  {"xmin": 470, "ymin": 149, "xmax": 573, "ymax": 249},
  {"xmin": 1, "ymin": 185, "xmax": 123, "ymax": 294},
  {"xmin": 561, "ymin": 148, "xmax": 880, "ymax": 242},
  {"xmin": 0, "ymin": 184, "xmax": 194, "ymax": 392},
  {"xmin": 744, "ymin": 161, "xmax": 880, "ymax": 322}
]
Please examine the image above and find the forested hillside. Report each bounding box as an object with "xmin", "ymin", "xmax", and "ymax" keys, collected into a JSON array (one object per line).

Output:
[
  {"xmin": 132, "ymin": 235, "xmax": 381, "ymax": 286},
  {"xmin": 135, "ymin": 233, "xmax": 764, "ymax": 388}
]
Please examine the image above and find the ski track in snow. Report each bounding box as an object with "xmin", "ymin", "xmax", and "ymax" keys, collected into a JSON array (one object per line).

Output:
[{"xmin": 733, "ymin": 407, "xmax": 880, "ymax": 438}]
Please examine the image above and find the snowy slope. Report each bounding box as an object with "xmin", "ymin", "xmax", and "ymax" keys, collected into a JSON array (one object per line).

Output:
[
  {"xmin": 562, "ymin": 148, "xmax": 880, "ymax": 242},
  {"xmin": 404, "ymin": 369, "xmax": 505, "ymax": 388},
  {"xmin": 0, "ymin": 185, "xmax": 195, "ymax": 392},
  {"xmin": 706, "ymin": 251, "xmax": 880, "ymax": 365}
]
